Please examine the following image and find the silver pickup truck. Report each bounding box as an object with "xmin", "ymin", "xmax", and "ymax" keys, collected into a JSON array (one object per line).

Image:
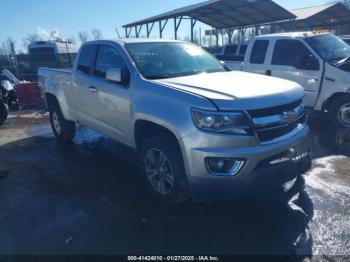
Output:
[{"xmin": 39, "ymin": 39, "xmax": 311, "ymax": 204}]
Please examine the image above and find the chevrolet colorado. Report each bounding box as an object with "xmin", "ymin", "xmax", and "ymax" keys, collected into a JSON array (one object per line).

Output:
[{"xmin": 39, "ymin": 39, "xmax": 311, "ymax": 204}]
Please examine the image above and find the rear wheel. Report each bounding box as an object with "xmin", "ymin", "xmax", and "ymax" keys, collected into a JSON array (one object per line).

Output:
[
  {"xmin": 329, "ymin": 95, "xmax": 350, "ymax": 128},
  {"xmin": 49, "ymin": 101, "xmax": 76, "ymax": 143},
  {"xmin": 0, "ymin": 103, "xmax": 9, "ymax": 126},
  {"xmin": 139, "ymin": 136, "xmax": 189, "ymax": 205}
]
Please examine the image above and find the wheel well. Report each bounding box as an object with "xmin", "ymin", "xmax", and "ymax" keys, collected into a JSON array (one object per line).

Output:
[
  {"xmin": 324, "ymin": 93, "xmax": 350, "ymax": 111},
  {"xmin": 45, "ymin": 93, "xmax": 58, "ymax": 110},
  {"xmin": 134, "ymin": 120, "xmax": 180, "ymax": 151}
]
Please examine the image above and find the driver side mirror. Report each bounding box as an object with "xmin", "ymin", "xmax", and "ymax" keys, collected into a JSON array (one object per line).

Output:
[
  {"xmin": 296, "ymin": 54, "xmax": 320, "ymax": 71},
  {"xmin": 106, "ymin": 68, "xmax": 123, "ymax": 83}
]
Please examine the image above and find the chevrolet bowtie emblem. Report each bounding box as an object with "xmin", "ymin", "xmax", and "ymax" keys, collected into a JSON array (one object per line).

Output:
[{"xmin": 280, "ymin": 111, "xmax": 295, "ymax": 124}]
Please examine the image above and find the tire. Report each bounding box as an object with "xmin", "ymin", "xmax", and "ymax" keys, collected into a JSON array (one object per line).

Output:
[
  {"xmin": 329, "ymin": 95, "xmax": 350, "ymax": 128},
  {"xmin": 0, "ymin": 103, "xmax": 9, "ymax": 126},
  {"xmin": 335, "ymin": 128, "xmax": 350, "ymax": 154},
  {"xmin": 139, "ymin": 135, "xmax": 189, "ymax": 205},
  {"xmin": 49, "ymin": 101, "xmax": 76, "ymax": 143}
]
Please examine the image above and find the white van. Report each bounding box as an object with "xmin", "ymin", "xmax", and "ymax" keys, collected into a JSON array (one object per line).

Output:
[
  {"xmin": 28, "ymin": 41, "xmax": 79, "ymax": 73},
  {"xmin": 225, "ymin": 32, "xmax": 350, "ymax": 128}
]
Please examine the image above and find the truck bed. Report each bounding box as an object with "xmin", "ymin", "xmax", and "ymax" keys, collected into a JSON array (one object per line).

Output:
[{"xmin": 39, "ymin": 67, "xmax": 72, "ymax": 75}]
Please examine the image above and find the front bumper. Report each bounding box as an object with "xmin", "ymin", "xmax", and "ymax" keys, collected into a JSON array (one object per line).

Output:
[{"xmin": 180, "ymin": 124, "xmax": 311, "ymax": 202}]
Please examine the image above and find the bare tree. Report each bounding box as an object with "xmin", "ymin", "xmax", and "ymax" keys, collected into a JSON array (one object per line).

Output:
[
  {"xmin": 342, "ymin": 0, "xmax": 350, "ymax": 7},
  {"xmin": 78, "ymin": 31, "xmax": 90, "ymax": 44},
  {"xmin": 91, "ymin": 29, "xmax": 103, "ymax": 40},
  {"xmin": 22, "ymin": 33, "xmax": 41, "ymax": 50},
  {"xmin": 1, "ymin": 38, "xmax": 16, "ymax": 55}
]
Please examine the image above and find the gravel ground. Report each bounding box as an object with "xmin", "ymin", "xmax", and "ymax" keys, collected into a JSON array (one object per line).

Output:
[{"xmin": 0, "ymin": 111, "xmax": 349, "ymax": 259}]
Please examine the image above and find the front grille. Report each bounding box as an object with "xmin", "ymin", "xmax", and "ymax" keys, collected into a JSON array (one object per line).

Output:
[
  {"xmin": 256, "ymin": 115, "xmax": 306, "ymax": 143},
  {"xmin": 249, "ymin": 100, "xmax": 303, "ymax": 118},
  {"xmin": 248, "ymin": 100, "xmax": 306, "ymax": 144}
]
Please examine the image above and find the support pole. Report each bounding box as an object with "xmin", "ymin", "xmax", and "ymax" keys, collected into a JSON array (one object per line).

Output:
[
  {"xmin": 159, "ymin": 21, "xmax": 163, "ymax": 38},
  {"xmin": 190, "ymin": 18, "xmax": 197, "ymax": 43},
  {"xmin": 146, "ymin": 22, "xmax": 155, "ymax": 38},
  {"xmin": 135, "ymin": 25, "xmax": 142, "ymax": 38},
  {"xmin": 239, "ymin": 28, "xmax": 247, "ymax": 43},
  {"xmin": 215, "ymin": 29, "xmax": 219, "ymax": 47},
  {"xmin": 227, "ymin": 29, "xmax": 233, "ymax": 45},
  {"xmin": 174, "ymin": 16, "xmax": 183, "ymax": 40},
  {"xmin": 125, "ymin": 27, "xmax": 128, "ymax": 38},
  {"xmin": 159, "ymin": 20, "xmax": 168, "ymax": 39},
  {"xmin": 254, "ymin": 26, "xmax": 260, "ymax": 36},
  {"xmin": 174, "ymin": 18, "xmax": 177, "ymax": 40}
]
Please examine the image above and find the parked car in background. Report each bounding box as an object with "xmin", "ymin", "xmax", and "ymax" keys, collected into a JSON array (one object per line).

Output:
[
  {"xmin": 216, "ymin": 43, "xmax": 249, "ymax": 62},
  {"xmin": 39, "ymin": 39, "xmax": 311, "ymax": 204},
  {"xmin": 204, "ymin": 46, "xmax": 223, "ymax": 57},
  {"xmin": 28, "ymin": 40, "xmax": 78, "ymax": 75},
  {"xmin": 342, "ymin": 37, "xmax": 350, "ymax": 45},
  {"xmin": 225, "ymin": 32, "xmax": 350, "ymax": 128}
]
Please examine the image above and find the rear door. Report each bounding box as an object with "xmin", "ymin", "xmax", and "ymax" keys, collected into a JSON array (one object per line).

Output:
[
  {"xmin": 269, "ymin": 39, "xmax": 323, "ymax": 108},
  {"xmin": 244, "ymin": 39, "xmax": 271, "ymax": 75}
]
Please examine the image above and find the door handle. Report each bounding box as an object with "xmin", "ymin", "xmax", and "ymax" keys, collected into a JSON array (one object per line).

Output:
[
  {"xmin": 308, "ymin": 78, "xmax": 318, "ymax": 84},
  {"xmin": 89, "ymin": 86, "xmax": 97, "ymax": 93},
  {"xmin": 266, "ymin": 70, "xmax": 272, "ymax": 76}
]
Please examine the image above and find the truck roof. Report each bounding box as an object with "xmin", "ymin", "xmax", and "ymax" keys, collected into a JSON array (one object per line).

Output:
[
  {"xmin": 255, "ymin": 31, "xmax": 331, "ymax": 39},
  {"xmin": 86, "ymin": 38, "xmax": 185, "ymax": 46}
]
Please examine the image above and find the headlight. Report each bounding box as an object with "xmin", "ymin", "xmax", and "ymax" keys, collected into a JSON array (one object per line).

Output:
[{"xmin": 191, "ymin": 109, "xmax": 251, "ymax": 135}]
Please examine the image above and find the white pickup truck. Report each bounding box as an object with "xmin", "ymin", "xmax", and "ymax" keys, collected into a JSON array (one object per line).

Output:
[
  {"xmin": 39, "ymin": 39, "xmax": 311, "ymax": 204},
  {"xmin": 225, "ymin": 32, "xmax": 350, "ymax": 128}
]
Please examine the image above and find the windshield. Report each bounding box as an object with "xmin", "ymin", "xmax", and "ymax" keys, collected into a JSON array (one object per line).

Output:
[
  {"xmin": 125, "ymin": 42, "xmax": 225, "ymax": 79},
  {"xmin": 306, "ymin": 34, "xmax": 350, "ymax": 63}
]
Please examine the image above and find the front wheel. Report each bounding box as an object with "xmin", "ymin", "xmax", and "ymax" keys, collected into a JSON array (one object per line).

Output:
[
  {"xmin": 329, "ymin": 95, "xmax": 350, "ymax": 128},
  {"xmin": 49, "ymin": 102, "xmax": 76, "ymax": 143},
  {"xmin": 0, "ymin": 103, "xmax": 9, "ymax": 126},
  {"xmin": 139, "ymin": 136, "xmax": 189, "ymax": 205}
]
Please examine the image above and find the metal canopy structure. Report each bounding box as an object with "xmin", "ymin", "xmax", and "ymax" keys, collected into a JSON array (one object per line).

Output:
[
  {"xmin": 122, "ymin": 0, "xmax": 296, "ymax": 42},
  {"xmin": 281, "ymin": 3, "xmax": 350, "ymax": 30}
]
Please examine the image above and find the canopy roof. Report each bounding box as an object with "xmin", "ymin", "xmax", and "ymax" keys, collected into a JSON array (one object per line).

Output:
[
  {"xmin": 123, "ymin": 0, "xmax": 296, "ymax": 29},
  {"xmin": 285, "ymin": 3, "xmax": 350, "ymax": 29}
]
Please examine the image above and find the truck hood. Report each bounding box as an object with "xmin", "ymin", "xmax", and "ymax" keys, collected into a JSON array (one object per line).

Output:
[{"xmin": 154, "ymin": 71, "xmax": 305, "ymax": 110}]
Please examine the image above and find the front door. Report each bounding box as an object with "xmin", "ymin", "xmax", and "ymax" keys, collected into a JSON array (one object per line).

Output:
[
  {"xmin": 86, "ymin": 44, "xmax": 133, "ymax": 146},
  {"xmin": 269, "ymin": 39, "xmax": 323, "ymax": 108}
]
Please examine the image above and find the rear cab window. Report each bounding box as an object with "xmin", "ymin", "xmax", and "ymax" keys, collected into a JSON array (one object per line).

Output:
[
  {"xmin": 77, "ymin": 45, "xmax": 97, "ymax": 74},
  {"xmin": 249, "ymin": 40, "xmax": 269, "ymax": 64}
]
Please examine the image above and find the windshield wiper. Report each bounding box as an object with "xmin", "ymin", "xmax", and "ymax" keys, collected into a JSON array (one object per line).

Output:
[
  {"xmin": 334, "ymin": 56, "xmax": 350, "ymax": 66},
  {"xmin": 146, "ymin": 74, "xmax": 174, "ymax": 80}
]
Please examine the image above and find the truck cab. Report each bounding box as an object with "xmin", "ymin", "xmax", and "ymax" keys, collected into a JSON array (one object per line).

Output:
[{"xmin": 232, "ymin": 32, "xmax": 350, "ymax": 128}]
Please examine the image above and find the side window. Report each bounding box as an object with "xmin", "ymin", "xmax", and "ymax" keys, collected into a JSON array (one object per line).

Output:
[
  {"xmin": 272, "ymin": 40, "xmax": 313, "ymax": 67},
  {"xmin": 77, "ymin": 45, "xmax": 96, "ymax": 74},
  {"xmin": 224, "ymin": 45, "xmax": 237, "ymax": 55},
  {"xmin": 250, "ymin": 40, "xmax": 269, "ymax": 64},
  {"xmin": 94, "ymin": 45, "xmax": 124, "ymax": 78}
]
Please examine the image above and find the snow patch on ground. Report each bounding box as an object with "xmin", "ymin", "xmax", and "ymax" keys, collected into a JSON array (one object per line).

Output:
[
  {"xmin": 11, "ymin": 111, "xmax": 49, "ymax": 119},
  {"xmin": 306, "ymin": 155, "xmax": 350, "ymax": 198}
]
